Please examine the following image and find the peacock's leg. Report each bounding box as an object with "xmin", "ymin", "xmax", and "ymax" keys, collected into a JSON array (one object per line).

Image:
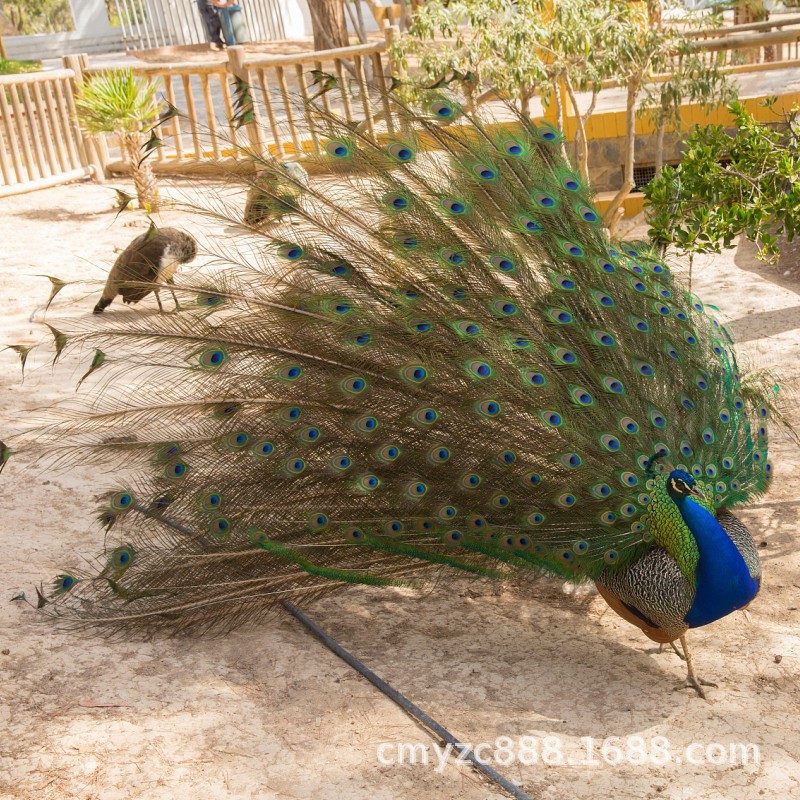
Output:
[
  {"xmin": 154, "ymin": 289, "xmax": 164, "ymax": 314},
  {"xmin": 166, "ymin": 278, "xmax": 181, "ymax": 311},
  {"xmin": 654, "ymin": 641, "xmax": 685, "ymax": 660},
  {"xmin": 673, "ymin": 635, "xmax": 717, "ymax": 699},
  {"xmin": 669, "ymin": 640, "xmax": 686, "ymax": 660}
]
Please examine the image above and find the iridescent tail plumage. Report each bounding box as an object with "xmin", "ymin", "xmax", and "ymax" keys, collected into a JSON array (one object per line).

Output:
[{"xmin": 15, "ymin": 88, "xmax": 779, "ymax": 634}]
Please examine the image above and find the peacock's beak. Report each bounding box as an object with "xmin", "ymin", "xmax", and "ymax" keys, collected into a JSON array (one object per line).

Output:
[{"xmin": 688, "ymin": 485, "xmax": 705, "ymax": 499}]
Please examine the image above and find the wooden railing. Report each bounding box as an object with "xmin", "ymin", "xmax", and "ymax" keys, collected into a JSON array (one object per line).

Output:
[
  {"xmin": 81, "ymin": 37, "xmax": 394, "ymax": 175},
  {"xmin": 0, "ymin": 66, "xmax": 100, "ymax": 197},
  {"xmin": 686, "ymin": 13, "xmax": 800, "ymax": 67},
  {"xmin": 232, "ymin": 41, "xmax": 393, "ymax": 158}
]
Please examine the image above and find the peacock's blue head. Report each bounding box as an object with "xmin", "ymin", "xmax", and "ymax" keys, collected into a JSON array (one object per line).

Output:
[{"xmin": 666, "ymin": 469, "xmax": 704, "ymax": 500}]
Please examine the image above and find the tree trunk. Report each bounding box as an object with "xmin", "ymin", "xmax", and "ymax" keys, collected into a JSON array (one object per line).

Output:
[
  {"xmin": 621, "ymin": 78, "xmax": 638, "ymax": 191},
  {"xmin": 603, "ymin": 78, "xmax": 638, "ymax": 228},
  {"xmin": 647, "ymin": 0, "xmax": 662, "ymax": 30},
  {"xmin": 552, "ymin": 74, "xmax": 570, "ymax": 163},
  {"xmin": 655, "ymin": 113, "xmax": 666, "ymax": 177},
  {"xmin": 564, "ymin": 77, "xmax": 597, "ymax": 181},
  {"xmin": 122, "ymin": 132, "xmax": 159, "ymax": 213},
  {"xmin": 307, "ymin": 0, "xmax": 349, "ymax": 51},
  {"xmin": 520, "ymin": 86, "xmax": 532, "ymax": 119}
]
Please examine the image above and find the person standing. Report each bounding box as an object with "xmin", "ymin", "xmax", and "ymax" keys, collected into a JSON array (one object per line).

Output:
[
  {"xmin": 196, "ymin": 0, "xmax": 225, "ymax": 50},
  {"xmin": 211, "ymin": 0, "xmax": 250, "ymax": 46}
]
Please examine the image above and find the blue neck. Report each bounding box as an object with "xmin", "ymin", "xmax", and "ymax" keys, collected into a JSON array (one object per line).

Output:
[{"xmin": 677, "ymin": 497, "xmax": 759, "ymax": 628}]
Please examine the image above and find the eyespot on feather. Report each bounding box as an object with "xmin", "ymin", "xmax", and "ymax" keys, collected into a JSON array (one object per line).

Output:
[
  {"xmin": 387, "ymin": 142, "xmax": 414, "ymax": 162},
  {"xmin": 285, "ymin": 457, "xmax": 306, "ymax": 474},
  {"xmin": 341, "ymin": 375, "xmax": 367, "ymax": 394},
  {"xmin": 459, "ymin": 472, "xmax": 481, "ymax": 489},
  {"xmin": 110, "ymin": 491, "xmax": 134, "ymax": 511},
  {"xmin": 277, "ymin": 242, "xmax": 304, "ymax": 260},
  {"xmin": 412, "ymin": 407, "xmax": 438, "ymax": 425},
  {"xmin": 466, "ymin": 360, "xmax": 492, "ymax": 379},
  {"xmin": 406, "ymin": 481, "xmax": 428, "ymax": 498},
  {"xmin": 278, "ymin": 406, "xmax": 302, "ymax": 422},
  {"xmin": 52, "ymin": 574, "xmax": 78, "ymax": 594},
  {"xmin": 354, "ymin": 415, "xmax": 379, "ymax": 433},
  {"xmin": 197, "ymin": 347, "xmax": 228, "ymax": 369},
  {"xmin": 517, "ymin": 215, "xmax": 542, "ymax": 233},
  {"xmin": 472, "ymin": 163, "xmax": 497, "ymax": 180},
  {"xmin": 376, "ymin": 444, "xmax": 400, "ymax": 462},
  {"xmin": 428, "ymin": 446, "xmax": 451, "ymax": 463},
  {"xmin": 489, "ymin": 255, "xmax": 515, "ymax": 273},
  {"xmin": 400, "ymin": 364, "xmax": 428, "ymax": 383},
  {"xmin": 475, "ymin": 399, "xmax": 501, "ymax": 417},
  {"xmin": 297, "ymin": 426, "xmax": 321, "ymax": 443},
  {"xmin": 109, "ymin": 545, "xmax": 135, "ymax": 573},
  {"xmin": 324, "ymin": 139, "xmax": 351, "ymax": 158},
  {"xmin": 453, "ymin": 320, "xmax": 481, "ymax": 337},
  {"xmin": 223, "ymin": 432, "xmax": 250, "ymax": 449},
  {"xmin": 490, "ymin": 299, "xmax": 517, "ymax": 316},
  {"xmin": 438, "ymin": 248, "xmax": 464, "ymax": 265},
  {"xmin": 164, "ymin": 460, "xmax": 189, "ymax": 479},
  {"xmin": 430, "ymin": 100, "xmax": 458, "ymax": 118},
  {"xmin": 492, "ymin": 494, "xmax": 510, "ymax": 508},
  {"xmin": 383, "ymin": 192, "xmax": 410, "ymax": 210},
  {"xmin": 357, "ymin": 474, "xmax": 381, "ymax": 492},
  {"xmin": 276, "ymin": 364, "xmax": 302, "ymax": 381},
  {"xmin": 309, "ymin": 513, "xmax": 329, "ymax": 530},
  {"xmin": 209, "ymin": 517, "xmax": 232, "ymax": 538},
  {"xmin": 383, "ymin": 520, "xmax": 403, "ymax": 536},
  {"xmin": 441, "ymin": 198, "xmax": 468, "ymax": 215},
  {"xmin": 200, "ymin": 492, "xmax": 223, "ymax": 511},
  {"xmin": 330, "ymin": 453, "xmax": 352, "ymax": 471}
]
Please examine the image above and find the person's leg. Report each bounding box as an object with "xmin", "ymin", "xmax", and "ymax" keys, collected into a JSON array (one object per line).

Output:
[
  {"xmin": 230, "ymin": 6, "xmax": 250, "ymax": 44},
  {"xmin": 196, "ymin": 0, "xmax": 224, "ymax": 47},
  {"xmin": 207, "ymin": 4, "xmax": 224, "ymax": 47},
  {"xmin": 218, "ymin": 8, "xmax": 235, "ymax": 46}
]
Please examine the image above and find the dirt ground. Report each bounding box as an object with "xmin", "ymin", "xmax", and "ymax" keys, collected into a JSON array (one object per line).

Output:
[{"xmin": 0, "ymin": 179, "xmax": 799, "ymax": 800}]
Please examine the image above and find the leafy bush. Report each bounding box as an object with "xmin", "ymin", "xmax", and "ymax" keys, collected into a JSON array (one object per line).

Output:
[{"xmin": 645, "ymin": 100, "xmax": 800, "ymax": 263}]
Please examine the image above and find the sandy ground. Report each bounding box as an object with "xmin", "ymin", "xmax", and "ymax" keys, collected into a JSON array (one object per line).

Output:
[{"xmin": 0, "ymin": 179, "xmax": 799, "ymax": 800}]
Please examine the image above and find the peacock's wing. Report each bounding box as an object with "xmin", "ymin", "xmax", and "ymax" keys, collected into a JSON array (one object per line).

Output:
[{"xmin": 28, "ymin": 92, "xmax": 777, "ymax": 631}]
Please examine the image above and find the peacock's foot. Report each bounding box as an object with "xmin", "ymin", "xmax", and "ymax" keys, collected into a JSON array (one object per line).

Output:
[
  {"xmin": 673, "ymin": 634, "xmax": 715, "ymax": 699},
  {"xmin": 673, "ymin": 674, "xmax": 717, "ymax": 700},
  {"xmin": 648, "ymin": 641, "xmax": 686, "ymax": 660}
]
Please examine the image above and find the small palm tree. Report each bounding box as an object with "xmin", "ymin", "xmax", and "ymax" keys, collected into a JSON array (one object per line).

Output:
[{"xmin": 75, "ymin": 69, "xmax": 163, "ymax": 212}]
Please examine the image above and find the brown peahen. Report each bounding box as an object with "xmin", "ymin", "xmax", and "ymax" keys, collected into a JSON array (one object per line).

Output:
[
  {"xmin": 8, "ymin": 89, "xmax": 781, "ymax": 699},
  {"xmin": 93, "ymin": 223, "xmax": 197, "ymax": 314},
  {"xmin": 242, "ymin": 161, "xmax": 309, "ymax": 228}
]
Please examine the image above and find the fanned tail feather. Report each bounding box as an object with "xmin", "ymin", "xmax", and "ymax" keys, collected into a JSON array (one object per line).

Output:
[{"xmin": 15, "ymin": 89, "xmax": 780, "ymax": 633}]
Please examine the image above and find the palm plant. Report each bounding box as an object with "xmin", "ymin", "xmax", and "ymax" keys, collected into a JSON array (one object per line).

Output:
[{"xmin": 75, "ymin": 69, "xmax": 163, "ymax": 212}]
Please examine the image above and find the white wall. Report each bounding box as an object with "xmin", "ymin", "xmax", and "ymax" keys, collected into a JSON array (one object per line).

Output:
[
  {"xmin": 5, "ymin": 0, "xmax": 125, "ymax": 60},
  {"xmin": 283, "ymin": 0, "xmax": 312, "ymax": 38}
]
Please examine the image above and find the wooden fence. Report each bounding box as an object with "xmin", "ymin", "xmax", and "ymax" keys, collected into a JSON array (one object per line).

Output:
[
  {"xmin": 82, "ymin": 38, "xmax": 394, "ymax": 175},
  {"xmin": 0, "ymin": 66, "xmax": 103, "ymax": 198},
  {"xmin": 686, "ymin": 13, "xmax": 800, "ymax": 67}
]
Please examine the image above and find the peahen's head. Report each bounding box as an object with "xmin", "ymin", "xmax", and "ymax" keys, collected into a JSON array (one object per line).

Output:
[{"xmin": 666, "ymin": 469, "xmax": 704, "ymax": 501}]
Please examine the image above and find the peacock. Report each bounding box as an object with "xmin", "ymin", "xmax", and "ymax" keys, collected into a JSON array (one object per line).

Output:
[{"xmin": 8, "ymin": 88, "xmax": 782, "ymax": 700}]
